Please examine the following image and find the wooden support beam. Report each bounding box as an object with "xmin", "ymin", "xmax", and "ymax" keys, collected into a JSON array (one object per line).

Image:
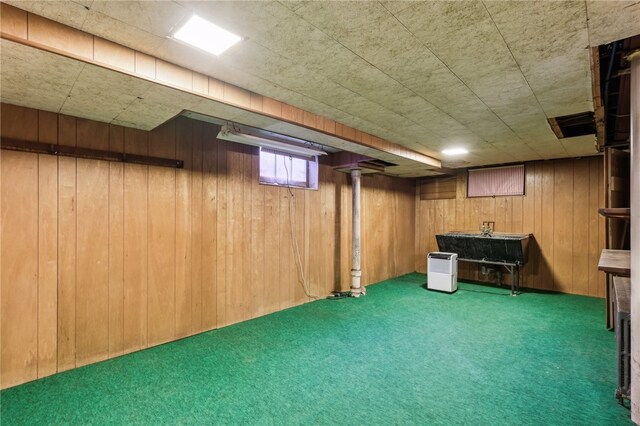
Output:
[
  {"xmin": 547, "ymin": 117, "xmax": 564, "ymax": 139},
  {"xmin": 590, "ymin": 46, "xmax": 606, "ymax": 150}
]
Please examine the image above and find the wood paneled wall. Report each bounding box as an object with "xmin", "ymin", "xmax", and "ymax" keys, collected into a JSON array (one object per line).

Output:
[
  {"xmin": 0, "ymin": 103, "xmax": 415, "ymax": 389},
  {"xmin": 415, "ymin": 158, "xmax": 606, "ymax": 297},
  {"xmin": 419, "ymin": 177, "xmax": 457, "ymax": 200}
]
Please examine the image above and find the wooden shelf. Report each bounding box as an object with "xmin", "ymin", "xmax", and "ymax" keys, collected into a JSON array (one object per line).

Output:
[
  {"xmin": 598, "ymin": 207, "xmax": 631, "ymax": 219},
  {"xmin": 598, "ymin": 249, "xmax": 631, "ymax": 276}
]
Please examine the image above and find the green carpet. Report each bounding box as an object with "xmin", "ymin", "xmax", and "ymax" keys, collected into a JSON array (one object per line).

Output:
[{"xmin": 0, "ymin": 274, "xmax": 631, "ymax": 425}]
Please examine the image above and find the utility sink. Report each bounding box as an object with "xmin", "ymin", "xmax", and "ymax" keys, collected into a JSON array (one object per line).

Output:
[{"xmin": 435, "ymin": 232, "xmax": 531, "ymax": 265}]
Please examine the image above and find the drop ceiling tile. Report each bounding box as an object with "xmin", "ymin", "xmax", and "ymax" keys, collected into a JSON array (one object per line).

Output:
[
  {"xmin": 587, "ymin": 0, "xmax": 640, "ymax": 46},
  {"xmin": 60, "ymin": 65, "xmax": 152, "ymax": 122},
  {"xmin": 287, "ymin": 1, "xmax": 520, "ymax": 149},
  {"xmin": 484, "ymin": 1, "xmax": 588, "ymax": 57},
  {"xmin": 0, "ymin": 39, "xmax": 84, "ymax": 113},
  {"xmin": 291, "ymin": 1, "xmax": 400, "ymax": 61},
  {"xmin": 466, "ymin": 71, "xmax": 537, "ymax": 110},
  {"xmin": 525, "ymin": 141, "xmax": 568, "ymax": 160},
  {"xmin": 112, "ymin": 83, "xmax": 206, "ymax": 130},
  {"xmin": 462, "ymin": 118, "xmax": 521, "ymax": 144},
  {"xmin": 492, "ymin": 142, "xmax": 542, "ymax": 158},
  {"xmin": 4, "ymin": 0, "xmax": 638, "ymax": 170},
  {"xmin": 276, "ymin": 1, "xmax": 308, "ymax": 13},
  {"xmin": 4, "ymin": 0, "xmax": 90, "ymax": 29},
  {"xmin": 392, "ymin": 1, "xmax": 551, "ymax": 139},
  {"xmin": 81, "ymin": 9, "xmax": 167, "ymax": 54},
  {"xmin": 378, "ymin": 0, "xmax": 417, "ymax": 15},
  {"xmin": 483, "ymin": 1, "xmax": 591, "ymax": 119},
  {"xmin": 560, "ymin": 135, "xmax": 598, "ymax": 157},
  {"xmin": 284, "ymin": 1, "xmax": 487, "ymax": 146},
  {"xmin": 89, "ymin": 0, "xmax": 189, "ymax": 37},
  {"xmin": 158, "ymin": 36, "xmax": 435, "ymax": 149},
  {"xmin": 400, "ymin": 69, "xmax": 479, "ymax": 111},
  {"xmin": 394, "ymin": 1, "xmax": 511, "ymax": 71}
]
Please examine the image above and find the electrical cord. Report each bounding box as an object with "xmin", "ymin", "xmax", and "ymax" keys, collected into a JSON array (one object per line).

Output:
[{"xmin": 282, "ymin": 155, "xmax": 320, "ymax": 300}]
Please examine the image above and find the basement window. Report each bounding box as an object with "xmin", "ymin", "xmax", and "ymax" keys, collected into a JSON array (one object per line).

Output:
[
  {"xmin": 467, "ymin": 164, "xmax": 525, "ymax": 197},
  {"xmin": 259, "ymin": 148, "xmax": 318, "ymax": 190}
]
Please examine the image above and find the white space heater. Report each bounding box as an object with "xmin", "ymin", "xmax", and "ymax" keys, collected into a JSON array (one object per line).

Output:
[{"xmin": 427, "ymin": 252, "xmax": 458, "ymax": 293}]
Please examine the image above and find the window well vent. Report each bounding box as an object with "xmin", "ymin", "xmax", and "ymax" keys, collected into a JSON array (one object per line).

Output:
[{"xmin": 548, "ymin": 111, "xmax": 595, "ymax": 139}]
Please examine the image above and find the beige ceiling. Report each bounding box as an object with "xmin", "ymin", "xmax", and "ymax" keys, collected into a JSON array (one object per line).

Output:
[
  {"xmin": 1, "ymin": 38, "xmax": 445, "ymax": 177},
  {"xmin": 3, "ymin": 1, "xmax": 640, "ymax": 168}
]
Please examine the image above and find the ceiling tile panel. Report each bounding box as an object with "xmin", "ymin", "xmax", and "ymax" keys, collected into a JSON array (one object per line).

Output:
[
  {"xmin": 0, "ymin": 39, "xmax": 84, "ymax": 113},
  {"xmin": 483, "ymin": 1, "xmax": 592, "ymax": 118},
  {"xmin": 60, "ymin": 66, "xmax": 153, "ymax": 123},
  {"xmin": 81, "ymin": 9, "xmax": 167, "ymax": 53},
  {"xmin": 90, "ymin": 0, "xmax": 189, "ymax": 37},
  {"xmin": 4, "ymin": 0, "xmax": 90, "ymax": 28},
  {"xmin": 587, "ymin": 0, "xmax": 640, "ymax": 46},
  {"xmin": 3, "ymin": 0, "xmax": 636, "ymax": 168}
]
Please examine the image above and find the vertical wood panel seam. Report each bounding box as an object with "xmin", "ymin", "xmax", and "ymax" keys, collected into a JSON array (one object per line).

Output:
[
  {"xmin": 572, "ymin": 160, "xmax": 577, "ymax": 294},
  {"xmin": 120, "ymin": 133, "xmax": 125, "ymax": 354},
  {"xmin": 188, "ymin": 124, "xmax": 193, "ymax": 333},
  {"xmin": 587, "ymin": 159, "xmax": 593, "ymax": 294},
  {"xmin": 202, "ymin": 130, "xmax": 206, "ymax": 331},
  {"xmin": 36, "ymin": 111, "xmax": 40, "ymax": 377},
  {"xmin": 551, "ymin": 162, "xmax": 555, "ymax": 291},
  {"xmin": 74, "ymin": 123, "xmax": 78, "ymax": 368},
  {"xmin": 173, "ymin": 123, "xmax": 177, "ymax": 339},
  {"xmin": 588, "ymin": 159, "xmax": 593, "ymax": 295},
  {"xmin": 55, "ymin": 119, "xmax": 59, "ymax": 373},
  {"xmin": 107, "ymin": 126, "xmax": 110, "ymax": 357},
  {"xmin": 146, "ymin": 160, "xmax": 149, "ymax": 346},
  {"xmin": 54, "ymin": 115, "xmax": 60, "ymax": 372},
  {"xmin": 589, "ymin": 161, "xmax": 600, "ymax": 294}
]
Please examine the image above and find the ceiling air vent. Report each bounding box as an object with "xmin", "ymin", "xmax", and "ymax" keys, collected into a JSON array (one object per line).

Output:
[{"xmin": 548, "ymin": 111, "xmax": 595, "ymax": 139}]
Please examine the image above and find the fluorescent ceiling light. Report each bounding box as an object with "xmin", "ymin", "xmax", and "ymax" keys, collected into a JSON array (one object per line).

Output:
[
  {"xmin": 217, "ymin": 125, "xmax": 327, "ymax": 158},
  {"xmin": 442, "ymin": 147, "xmax": 468, "ymax": 156},
  {"xmin": 173, "ymin": 15, "xmax": 241, "ymax": 56}
]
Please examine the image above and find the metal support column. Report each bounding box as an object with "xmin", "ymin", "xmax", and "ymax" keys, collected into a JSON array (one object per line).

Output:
[{"xmin": 350, "ymin": 168, "xmax": 364, "ymax": 297}]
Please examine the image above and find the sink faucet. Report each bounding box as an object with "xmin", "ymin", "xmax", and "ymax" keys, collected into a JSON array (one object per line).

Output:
[{"xmin": 480, "ymin": 221, "xmax": 494, "ymax": 237}]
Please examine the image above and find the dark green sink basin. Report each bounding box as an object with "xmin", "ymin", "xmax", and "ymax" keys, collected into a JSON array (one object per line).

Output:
[{"xmin": 435, "ymin": 232, "xmax": 531, "ymax": 265}]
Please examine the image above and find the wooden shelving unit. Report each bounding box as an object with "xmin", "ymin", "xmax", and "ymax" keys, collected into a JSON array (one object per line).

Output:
[{"xmin": 598, "ymin": 208, "xmax": 631, "ymax": 329}]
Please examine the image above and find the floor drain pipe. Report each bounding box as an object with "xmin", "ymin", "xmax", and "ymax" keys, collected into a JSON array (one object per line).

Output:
[{"xmin": 350, "ymin": 168, "xmax": 364, "ymax": 297}]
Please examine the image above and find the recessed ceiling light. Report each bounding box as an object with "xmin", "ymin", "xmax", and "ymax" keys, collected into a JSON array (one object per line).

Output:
[
  {"xmin": 442, "ymin": 148, "xmax": 468, "ymax": 156},
  {"xmin": 173, "ymin": 15, "xmax": 242, "ymax": 56}
]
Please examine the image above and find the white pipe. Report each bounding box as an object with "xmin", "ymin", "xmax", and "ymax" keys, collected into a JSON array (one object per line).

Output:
[
  {"xmin": 629, "ymin": 50, "xmax": 640, "ymax": 424},
  {"xmin": 350, "ymin": 168, "xmax": 363, "ymax": 296}
]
